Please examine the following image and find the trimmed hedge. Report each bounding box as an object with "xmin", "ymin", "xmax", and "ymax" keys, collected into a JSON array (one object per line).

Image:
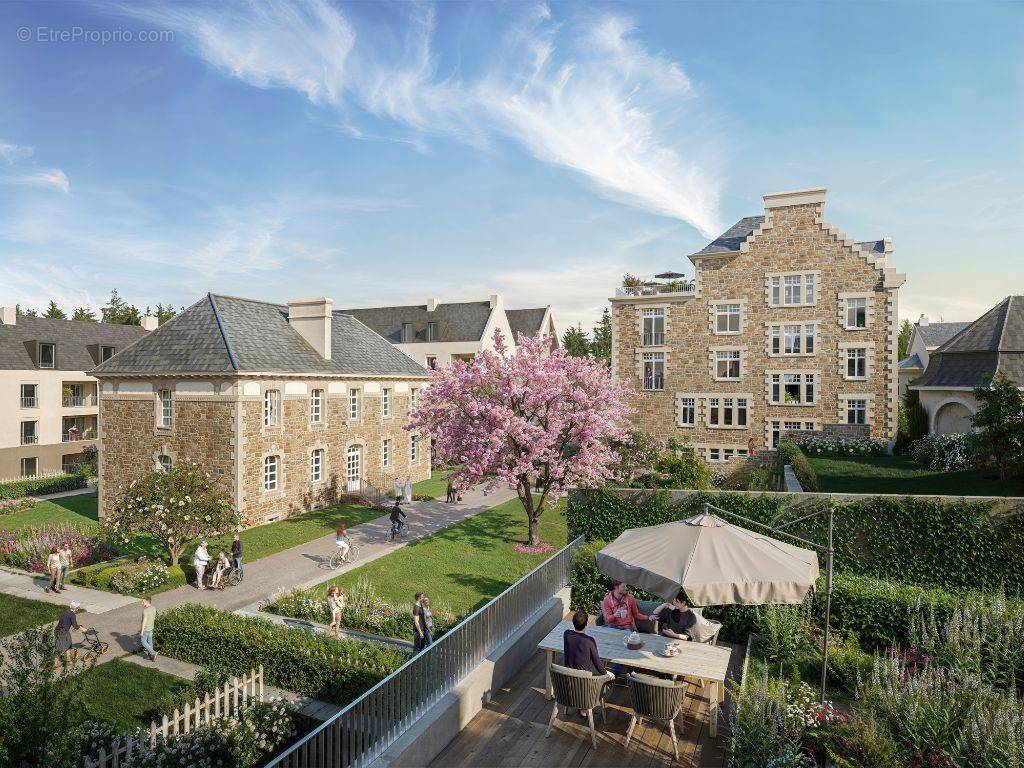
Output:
[
  {"xmin": 155, "ymin": 605, "xmax": 408, "ymax": 705},
  {"xmin": 70, "ymin": 559, "xmax": 188, "ymax": 594},
  {"xmin": 776, "ymin": 442, "xmax": 819, "ymax": 491},
  {"xmin": 0, "ymin": 473, "xmax": 87, "ymax": 500},
  {"xmin": 569, "ymin": 488, "xmax": 1024, "ymax": 593}
]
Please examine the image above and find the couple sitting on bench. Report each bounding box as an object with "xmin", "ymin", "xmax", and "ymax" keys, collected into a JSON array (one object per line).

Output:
[{"xmin": 601, "ymin": 581, "xmax": 698, "ymax": 641}]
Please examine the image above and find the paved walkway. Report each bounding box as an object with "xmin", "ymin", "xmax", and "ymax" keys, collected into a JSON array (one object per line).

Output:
[
  {"xmin": 31, "ymin": 482, "xmax": 97, "ymax": 500},
  {"xmin": 72, "ymin": 484, "xmax": 518, "ymax": 663},
  {"xmin": 0, "ymin": 568, "xmax": 135, "ymax": 613}
]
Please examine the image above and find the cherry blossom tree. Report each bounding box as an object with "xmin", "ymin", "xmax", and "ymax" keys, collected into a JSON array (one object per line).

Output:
[{"xmin": 409, "ymin": 330, "xmax": 633, "ymax": 546}]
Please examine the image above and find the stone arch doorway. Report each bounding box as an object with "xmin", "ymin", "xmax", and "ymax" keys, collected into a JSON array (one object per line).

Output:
[{"xmin": 933, "ymin": 400, "xmax": 974, "ymax": 435}]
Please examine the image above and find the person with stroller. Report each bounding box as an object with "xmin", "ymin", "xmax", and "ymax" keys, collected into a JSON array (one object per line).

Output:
[
  {"xmin": 210, "ymin": 550, "xmax": 231, "ymax": 589},
  {"xmin": 389, "ymin": 497, "xmax": 407, "ymax": 540}
]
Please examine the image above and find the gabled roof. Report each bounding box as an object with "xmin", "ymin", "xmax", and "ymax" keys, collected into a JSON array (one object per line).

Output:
[
  {"xmin": 505, "ymin": 308, "xmax": 549, "ymax": 342},
  {"xmin": 917, "ymin": 321, "xmax": 971, "ymax": 349},
  {"xmin": 338, "ymin": 301, "xmax": 493, "ymax": 344},
  {"xmin": 898, "ymin": 353, "xmax": 924, "ymax": 371},
  {"xmin": 690, "ymin": 216, "xmax": 765, "ymax": 256},
  {"xmin": 911, "ymin": 296, "xmax": 1024, "ymax": 388},
  {"xmin": 92, "ymin": 294, "xmax": 427, "ymax": 377},
  {"xmin": 0, "ymin": 315, "xmax": 147, "ymax": 371}
]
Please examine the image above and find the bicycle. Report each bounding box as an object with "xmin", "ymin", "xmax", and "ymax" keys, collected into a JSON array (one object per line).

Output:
[
  {"xmin": 389, "ymin": 519, "xmax": 409, "ymax": 542},
  {"xmin": 328, "ymin": 539, "xmax": 360, "ymax": 569}
]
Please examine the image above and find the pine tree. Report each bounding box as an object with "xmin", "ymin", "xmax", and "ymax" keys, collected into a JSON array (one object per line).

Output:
[
  {"xmin": 16, "ymin": 304, "xmax": 38, "ymax": 317},
  {"xmin": 971, "ymin": 373, "xmax": 1024, "ymax": 481},
  {"xmin": 561, "ymin": 325, "xmax": 591, "ymax": 358},
  {"xmin": 151, "ymin": 303, "xmax": 177, "ymax": 325},
  {"xmin": 101, "ymin": 290, "xmax": 142, "ymax": 325},
  {"xmin": 72, "ymin": 307, "xmax": 97, "ymax": 322},
  {"xmin": 42, "ymin": 300, "xmax": 66, "ymax": 319},
  {"xmin": 590, "ymin": 308, "xmax": 613, "ymax": 366},
  {"xmin": 898, "ymin": 318, "xmax": 913, "ymax": 360}
]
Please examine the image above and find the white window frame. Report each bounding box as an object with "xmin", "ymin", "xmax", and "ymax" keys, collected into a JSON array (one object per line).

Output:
[
  {"xmin": 677, "ymin": 396, "xmax": 696, "ymax": 427},
  {"xmin": 715, "ymin": 303, "xmax": 742, "ymax": 334},
  {"xmin": 159, "ymin": 389, "xmax": 173, "ymax": 429},
  {"xmin": 769, "ymin": 322, "xmax": 817, "ymax": 356},
  {"xmin": 382, "ymin": 438, "xmax": 391, "ymax": 468},
  {"xmin": 846, "ymin": 398, "xmax": 868, "ymax": 425},
  {"xmin": 382, "ymin": 388, "xmax": 391, "ymax": 419},
  {"xmin": 769, "ymin": 372, "xmax": 817, "ymax": 406},
  {"xmin": 410, "ymin": 388, "xmax": 418, "ymax": 413},
  {"xmin": 845, "ymin": 298, "xmax": 868, "ymax": 329},
  {"xmin": 158, "ymin": 454, "xmax": 172, "ymax": 472},
  {"xmin": 410, "ymin": 434, "xmax": 419, "ymax": 463},
  {"xmin": 641, "ymin": 308, "xmax": 666, "ymax": 347},
  {"xmin": 348, "ymin": 388, "xmax": 360, "ymax": 421},
  {"xmin": 310, "ymin": 448, "xmax": 323, "ymax": 483},
  {"xmin": 846, "ymin": 347, "xmax": 868, "ymax": 380},
  {"xmin": 715, "ymin": 350, "xmax": 742, "ymax": 381},
  {"xmin": 642, "ymin": 352, "xmax": 665, "ymax": 391},
  {"xmin": 263, "ymin": 389, "xmax": 280, "ymax": 428},
  {"xmin": 21, "ymin": 456, "xmax": 38, "ymax": 477},
  {"xmin": 707, "ymin": 396, "xmax": 749, "ymax": 429},
  {"xmin": 309, "ymin": 389, "xmax": 322, "ymax": 424},
  {"xmin": 263, "ymin": 455, "xmax": 279, "ymax": 492},
  {"xmin": 768, "ymin": 272, "xmax": 818, "ymax": 307},
  {"xmin": 38, "ymin": 343, "xmax": 55, "ymax": 369}
]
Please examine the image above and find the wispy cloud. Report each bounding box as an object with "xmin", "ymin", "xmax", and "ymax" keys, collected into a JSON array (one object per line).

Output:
[
  {"xmin": 0, "ymin": 140, "xmax": 33, "ymax": 164},
  {"xmin": 106, "ymin": 0, "xmax": 722, "ymax": 236},
  {"xmin": 6, "ymin": 169, "xmax": 71, "ymax": 194}
]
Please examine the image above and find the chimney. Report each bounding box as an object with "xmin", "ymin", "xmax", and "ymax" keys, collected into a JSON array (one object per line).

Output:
[
  {"xmin": 1, "ymin": 306, "xmax": 15, "ymax": 325},
  {"xmin": 426, "ymin": 298, "xmax": 439, "ymax": 312},
  {"xmin": 917, "ymin": 314, "xmax": 929, "ymax": 327},
  {"xmin": 287, "ymin": 297, "xmax": 333, "ymax": 359},
  {"xmin": 489, "ymin": 293, "xmax": 501, "ymax": 309},
  {"xmin": 763, "ymin": 188, "xmax": 827, "ymax": 209},
  {"xmin": 141, "ymin": 315, "xmax": 159, "ymax": 331}
]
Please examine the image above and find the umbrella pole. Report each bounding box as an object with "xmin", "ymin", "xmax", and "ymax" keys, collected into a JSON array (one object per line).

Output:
[{"xmin": 820, "ymin": 507, "xmax": 834, "ymax": 704}]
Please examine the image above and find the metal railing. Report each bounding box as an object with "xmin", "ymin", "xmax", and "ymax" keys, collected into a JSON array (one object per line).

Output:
[
  {"xmin": 20, "ymin": 434, "xmax": 38, "ymax": 445},
  {"xmin": 616, "ymin": 282, "xmax": 695, "ymax": 298},
  {"xmin": 63, "ymin": 394, "xmax": 96, "ymax": 407},
  {"xmin": 643, "ymin": 375, "xmax": 665, "ymax": 391},
  {"xmin": 20, "ymin": 396, "xmax": 37, "ymax": 408},
  {"xmin": 642, "ymin": 331, "xmax": 665, "ymax": 346},
  {"xmin": 265, "ymin": 535, "xmax": 584, "ymax": 768},
  {"xmin": 62, "ymin": 431, "xmax": 96, "ymax": 442}
]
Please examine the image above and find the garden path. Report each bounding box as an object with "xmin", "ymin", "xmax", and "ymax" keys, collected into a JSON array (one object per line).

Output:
[
  {"xmin": 71, "ymin": 484, "xmax": 518, "ymax": 665},
  {"xmin": 0, "ymin": 568, "xmax": 135, "ymax": 613}
]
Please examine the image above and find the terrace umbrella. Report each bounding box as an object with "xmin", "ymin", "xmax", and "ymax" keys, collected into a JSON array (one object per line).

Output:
[
  {"xmin": 594, "ymin": 511, "xmax": 819, "ymax": 605},
  {"xmin": 654, "ymin": 271, "xmax": 687, "ymax": 279}
]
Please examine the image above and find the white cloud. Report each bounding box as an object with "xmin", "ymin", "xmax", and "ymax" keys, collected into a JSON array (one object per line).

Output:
[
  {"xmin": 0, "ymin": 140, "xmax": 33, "ymax": 164},
  {"xmin": 7, "ymin": 169, "xmax": 70, "ymax": 194},
  {"xmin": 106, "ymin": 1, "xmax": 722, "ymax": 237}
]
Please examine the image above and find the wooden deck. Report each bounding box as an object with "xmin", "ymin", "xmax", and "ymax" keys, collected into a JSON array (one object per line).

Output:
[{"xmin": 430, "ymin": 642, "xmax": 744, "ymax": 768}]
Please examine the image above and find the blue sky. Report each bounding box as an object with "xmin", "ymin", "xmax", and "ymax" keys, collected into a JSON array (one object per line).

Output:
[{"xmin": 0, "ymin": 1, "xmax": 1021, "ymax": 331}]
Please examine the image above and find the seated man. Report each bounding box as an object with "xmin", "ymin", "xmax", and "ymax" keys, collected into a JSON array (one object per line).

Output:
[
  {"xmin": 563, "ymin": 610, "xmax": 614, "ymax": 712},
  {"xmin": 651, "ymin": 589, "xmax": 697, "ymax": 641},
  {"xmin": 601, "ymin": 580, "xmax": 650, "ymax": 631}
]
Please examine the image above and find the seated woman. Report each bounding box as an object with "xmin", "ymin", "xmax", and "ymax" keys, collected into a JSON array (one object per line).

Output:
[
  {"xmin": 210, "ymin": 551, "xmax": 231, "ymax": 589},
  {"xmin": 651, "ymin": 589, "xmax": 697, "ymax": 641}
]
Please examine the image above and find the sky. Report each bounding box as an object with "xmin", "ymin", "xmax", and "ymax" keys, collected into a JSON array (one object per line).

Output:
[{"xmin": 0, "ymin": 1, "xmax": 1021, "ymax": 333}]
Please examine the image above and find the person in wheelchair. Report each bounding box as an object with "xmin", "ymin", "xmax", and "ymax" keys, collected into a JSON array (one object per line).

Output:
[{"xmin": 210, "ymin": 550, "xmax": 231, "ymax": 589}]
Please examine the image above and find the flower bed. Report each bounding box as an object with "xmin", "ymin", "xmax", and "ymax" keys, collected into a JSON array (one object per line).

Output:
[
  {"xmin": 0, "ymin": 498, "xmax": 34, "ymax": 515},
  {"xmin": 797, "ymin": 435, "xmax": 888, "ymax": 456},
  {"xmin": 0, "ymin": 523, "xmax": 117, "ymax": 572}
]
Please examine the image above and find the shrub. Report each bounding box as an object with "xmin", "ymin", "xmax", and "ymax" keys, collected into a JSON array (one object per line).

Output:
[
  {"xmin": 819, "ymin": 715, "xmax": 902, "ymax": 768},
  {"xmin": 631, "ymin": 438, "xmax": 711, "ymax": 490},
  {"xmin": 0, "ymin": 523, "xmax": 118, "ymax": 572},
  {"xmin": 756, "ymin": 605, "xmax": 815, "ymax": 678},
  {"xmin": 910, "ymin": 433, "xmax": 974, "ymax": 472},
  {"xmin": 726, "ymin": 673, "xmax": 811, "ymax": 768},
  {"xmin": 155, "ymin": 605, "xmax": 408, "ymax": 705},
  {"xmin": 895, "ymin": 390, "xmax": 929, "ymax": 455},
  {"xmin": 0, "ymin": 473, "xmax": 88, "ymax": 500},
  {"xmin": 776, "ymin": 442, "xmax": 819, "ymax": 491},
  {"xmin": 109, "ymin": 557, "xmax": 169, "ymax": 595},
  {"xmin": 0, "ymin": 498, "xmax": 34, "ymax": 515},
  {"xmin": 797, "ymin": 435, "xmax": 887, "ymax": 456}
]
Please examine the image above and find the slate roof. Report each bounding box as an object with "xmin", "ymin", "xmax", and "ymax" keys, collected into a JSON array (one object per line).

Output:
[
  {"xmin": 506, "ymin": 308, "xmax": 549, "ymax": 342},
  {"xmin": 338, "ymin": 301, "xmax": 493, "ymax": 344},
  {"xmin": 917, "ymin": 322, "xmax": 971, "ymax": 349},
  {"xmin": 856, "ymin": 240, "xmax": 886, "ymax": 256},
  {"xmin": 898, "ymin": 353, "xmax": 924, "ymax": 371},
  {"xmin": 0, "ymin": 315, "xmax": 147, "ymax": 371},
  {"xmin": 690, "ymin": 217, "xmax": 886, "ymax": 261},
  {"xmin": 92, "ymin": 294, "xmax": 427, "ymax": 377},
  {"xmin": 911, "ymin": 296, "xmax": 1024, "ymax": 388}
]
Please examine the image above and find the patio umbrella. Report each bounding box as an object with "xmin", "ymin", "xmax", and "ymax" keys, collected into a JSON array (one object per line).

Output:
[
  {"xmin": 595, "ymin": 511, "xmax": 819, "ymax": 605},
  {"xmin": 654, "ymin": 271, "xmax": 687, "ymax": 279}
]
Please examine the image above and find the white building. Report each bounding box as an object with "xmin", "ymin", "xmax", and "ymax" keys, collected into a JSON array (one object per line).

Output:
[{"xmin": 897, "ymin": 315, "xmax": 969, "ymax": 397}]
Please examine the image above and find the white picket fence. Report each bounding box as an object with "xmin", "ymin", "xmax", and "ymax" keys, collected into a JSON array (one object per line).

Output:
[{"xmin": 83, "ymin": 665, "xmax": 264, "ymax": 768}]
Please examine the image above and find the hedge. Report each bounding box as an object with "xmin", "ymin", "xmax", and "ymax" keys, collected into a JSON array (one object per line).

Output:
[
  {"xmin": 155, "ymin": 605, "xmax": 408, "ymax": 705},
  {"xmin": 568, "ymin": 488, "xmax": 1024, "ymax": 593},
  {"xmin": 70, "ymin": 559, "xmax": 188, "ymax": 594},
  {"xmin": 0, "ymin": 473, "xmax": 88, "ymax": 500},
  {"xmin": 776, "ymin": 442, "xmax": 819, "ymax": 491},
  {"xmin": 569, "ymin": 537, "xmax": 1024, "ymax": 652}
]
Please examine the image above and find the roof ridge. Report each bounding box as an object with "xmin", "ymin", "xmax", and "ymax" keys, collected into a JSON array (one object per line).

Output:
[
  {"xmin": 996, "ymin": 296, "xmax": 1012, "ymax": 353},
  {"xmin": 209, "ymin": 293, "xmax": 286, "ymax": 310},
  {"xmin": 207, "ymin": 293, "xmax": 239, "ymax": 371}
]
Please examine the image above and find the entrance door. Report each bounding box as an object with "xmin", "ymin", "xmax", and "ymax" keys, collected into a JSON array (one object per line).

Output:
[{"xmin": 346, "ymin": 445, "xmax": 361, "ymax": 492}]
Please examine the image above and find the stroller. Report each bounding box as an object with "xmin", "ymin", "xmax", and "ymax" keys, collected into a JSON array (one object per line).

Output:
[{"xmin": 78, "ymin": 628, "xmax": 109, "ymax": 660}]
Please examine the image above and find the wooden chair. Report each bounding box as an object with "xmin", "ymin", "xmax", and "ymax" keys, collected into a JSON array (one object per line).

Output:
[
  {"xmin": 624, "ymin": 672, "xmax": 688, "ymax": 762},
  {"xmin": 545, "ymin": 663, "xmax": 610, "ymax": 749}
]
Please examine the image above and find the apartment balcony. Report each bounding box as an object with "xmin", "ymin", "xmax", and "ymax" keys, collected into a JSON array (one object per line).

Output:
[
  {"xmin": 614, "ymin": 274, "xmax": 696, "ymax": 299},
  {"xmin": 63, "ymin": 394, "xmax": 97, "ymax": 408},
  {"xmin": 20, "ymin": 396, "xmax": 37, "ymax": 408},
  {"xmin": 20, "ymin": 435, "xmax": 38, "ymax": 446},
  {"xmin": 62, "ymin": 430, "xmax": 97, "ymax": 443}
]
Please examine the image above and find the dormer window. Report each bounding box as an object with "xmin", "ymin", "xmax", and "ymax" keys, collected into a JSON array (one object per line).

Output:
[
  {"xmin": 401, "ymin": 322, "xmax": 414, "ymax": 343},
  {"xmin": 38, "ymin": 343, "xmax": 55, "ymax": 369},
  {"xmin": 100, "ymin": 346, "xmax": 115, "ymax": 362},
  {"xmin": 426, "ymin": 322, "xmax": 438, "ymax": 342}
]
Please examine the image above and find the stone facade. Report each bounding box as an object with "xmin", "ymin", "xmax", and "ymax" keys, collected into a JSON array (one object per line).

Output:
[
  {"xmin": 98, "ymin": 376, "xmax": 430, "ymax": 524},
  {"xmin": 611, "ymin": 189, "xmax": 905, "ymax": 469}
]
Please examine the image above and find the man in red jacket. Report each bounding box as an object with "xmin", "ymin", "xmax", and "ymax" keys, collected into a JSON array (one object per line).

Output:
[{"xmin": 601, "ymin": 580, "xmax": 649, "ymax": 630}]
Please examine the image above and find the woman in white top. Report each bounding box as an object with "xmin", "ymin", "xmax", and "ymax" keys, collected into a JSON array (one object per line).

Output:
[
  {"xmin": 403, "ymin": 476, "xmax": 413, "ymax": 504},
  {"xmin": 211, "ymin": 551, "xmax": 230, "ymax": 589},
  {"xmin": 45, "ymin": 548, "xmax": 61, "ymax": 593},
  {"xmin": 327, "ymin": 586, "xmax": 347, "ymax": 636}
]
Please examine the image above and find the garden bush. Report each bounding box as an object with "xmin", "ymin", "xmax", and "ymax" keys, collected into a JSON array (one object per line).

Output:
[
  {"xmin": 797, "ymin": 435, "xmax": 888, "ymax": 456},
  {"xmin": 109, "ymin": 557, "xmax": 169, "ymax": 594},
  {"xmin": 910, "ymin": 432, "xmax": 975, "ymax": 472},
  {"xmin": 776, "ymin": 442, "xmax": 819, "ymax": 491},
  {"xmin": 0, "ymin": 498, "xmax": 34, "ymax": 515},
  {"xmin": 568, "ymin": 487, "xmax": 1024, "ymax": 592},
  {"xmin": 0, "ymin": 523, "xmax": 117, "ymax": 572},
  {"xmin": 0, "ymin": 473, "xmax": 88, "ymax": 500},
  {"xmin": 155, "ymin": 605, "xmax": 408, "ymax": 705},
  {"xmin": 71, "ymin": 559, "xmax": 187, "ymax": 593}
]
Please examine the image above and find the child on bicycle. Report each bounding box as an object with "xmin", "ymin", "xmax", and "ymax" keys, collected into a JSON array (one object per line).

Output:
[
  {"xmin": 335, "ymin": 522, "xmax": 351, "ymax": 562},
  {"xmin": 389, "ymin": 498, "xmax": 407, "ymax": 539},
  {"xmin": 211, "ymin": 551, "xmax": 230, "ymax": 589}
]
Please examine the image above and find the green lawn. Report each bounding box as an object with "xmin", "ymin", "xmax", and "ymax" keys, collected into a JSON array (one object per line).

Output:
[
  {"xmin": 1, "ymin": 492, "xmax": 99, "ymax": 531},
  {"xmin": 808, "ymin": 454, "xmax": 1024, "ymax": 496},
  {"xmin": 0, "ymin": 593, "xmax": 65, "ymax": 637},
  {"xmin": 74, "ymin": 659, "xmax": 194, "ymax": 732},
  {"xmin": 411, "ymin": 469, "xmax": 450, "ymax": 499},
  {"xmin": 327, "ymin": 498, "xmax": 568, "ymax": 616}
]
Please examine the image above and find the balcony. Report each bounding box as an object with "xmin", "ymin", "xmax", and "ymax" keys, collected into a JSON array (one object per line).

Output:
[
  {"xmin": 615, "ymin": 273, "xmax": 696, "ymax": 299},
  {"xmin": 63, "ymin": 394, "xmax": 97, "ymax": 408},
  {"xmin": 62, "ymin": 429, "xmax": 96, "ymax": 443},
  {"xmin": 642, "ymin": 331, "xmax": 665, "ymax": 346},
  {"xmin": 20, "ymin": 396, "xmax": 37, "ymax": 408},
  {"xmin": 20, "ymin": 434, "xmax": 38, "ymax": 446}
]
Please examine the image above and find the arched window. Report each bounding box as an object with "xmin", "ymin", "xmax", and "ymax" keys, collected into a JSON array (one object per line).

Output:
[{"xmin": 263, "ymin": 455, "xmax": 279, "ymax": 491}]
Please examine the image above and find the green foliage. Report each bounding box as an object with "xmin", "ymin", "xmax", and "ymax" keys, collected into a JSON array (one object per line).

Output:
[
  {"xmin": 632, "ymin": 438, "xmax": 711, "ymax": 489},
  {"xmin": 756, "ymin": 605, "xmax": 815, "ymax": 678},
  {"xmin": 155, "ymin": 605, "xmax": 408, "ymax": 705},
  {"xmin": 897, "ymin": 318, "xmax": 913, "ymax": 360},
  {"xmin": 776, "ymin": 441, "xmax": 819, "ymax": 491},
  {"xmin": 0, "ymin": 472, "xmax": 88, "ymax": 500},
  {"xmin": 820, "ymin": 715, "xmax": 902, "ymax": 768},
  {"xmin": 971, "ymin": 372, "xmax": 1024, "ymax": 480},
  {"xmin": 590, "ymin": 307, "xmax": 612, "ymax": 365},
  {"xmin": 726, "ymin": 674, "xmax": 812, "ymax": 768},
  {"xmin": 569, "ymin": 488, "xmax": 1024, "ymax": 592},
  {"xmin": 560, "ymin": 324, "xmax": 591, "ymax": 358},
  {"xmin": 100, "ymin": 289, "xmax": 142, "ymax": 325},
  {"xmin": 71, "ymin": 560, "xmax": 188, "ymax": 593},
  {"xmin": 148, "ymin": 302, "xmax": 178, "ymax": 326},
  {"xmin": 72, "ymin": 306, "xmax": 98, "ymax": 322},
  {"xmin": 896, "ymin": 389, "xmax": 929, "ymax": 454},
  {"xmin": 42, "ymin": 300, "xmax": 66, "ymax": 319},
  {"xmin": 608, "ymin": 429, "xmax": 662, "ymax": 485}
]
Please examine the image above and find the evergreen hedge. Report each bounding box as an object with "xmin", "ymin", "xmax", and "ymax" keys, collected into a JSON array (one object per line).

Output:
[
  {"xmin": 568, "ymin": 488, "xmax": 1024, "ymax": 593},
  {"xmin": 776, "ymin": 442, "xmax": 819, "ymax": 491},
  {"xmin": 155, "ymin": 605, "xmax": 408, "ymax": 705},
  {"xmin": 0, "ymin": 473, "xmax": 88, "ymax": 500}
]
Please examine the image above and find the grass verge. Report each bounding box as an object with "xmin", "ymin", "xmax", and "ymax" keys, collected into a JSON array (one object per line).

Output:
[
  {"xmin": 74, "ymin": 659, "xmax": 194, "ymax": 732},
  {"xmin": 808, "ymin": 454, "xmax": 1024, "ymax": 496},
  {"xmin": 0, "ymin": 593, "xmax": 65, "ymax": 637}
]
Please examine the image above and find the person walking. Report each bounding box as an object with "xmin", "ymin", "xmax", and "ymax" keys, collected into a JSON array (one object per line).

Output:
[
  {"xmin": 394, "ymin": 477, "xmax": 402, "ymax": 502},
  {"xmin": 54, "ymin": 601, "xmax": 85, "ymax": 667},
  {"xmin": 57, "ymin": 543, "xmax": 73, "ymax": 591},
  {"xmin": 45, "ymin": 547, "xmax": 61, "ymax": 593},
  {"xmin": 403, "ymin": 476, "xmax": 413, "ymax": 504},
  {"xmin": 139, "ymin": 596, "xmax": 157, "ymax": 661},
  {"xmin": 193, "ymin": 541, "xmax": 211, "ymax": 589},
  {"xmin": 230, "ymin": 534, "xmax": 243, "ymax": 576},
  {"xmin": 445, "ymin": 478, "xmax": 456, "ymax": 504},
  {"xmin": 327, "ymin": 586, "xmax": 345, "ymax": 636},
  {"xmin": 412, "ymin": 593, "xmax": 428, "ymax": 652},
  {"xmin": 420, "ymin": 595, "xmax": 435, "ymax": 650}
]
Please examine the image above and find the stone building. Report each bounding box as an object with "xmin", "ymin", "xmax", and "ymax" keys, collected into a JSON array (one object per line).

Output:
[
  {"xmin": 92, "ymin": 294, "xmax": 430, "ymax": 524},
  {"xmin": 610, "ymin": 188, "xmax": 906, "ymax": 466}
]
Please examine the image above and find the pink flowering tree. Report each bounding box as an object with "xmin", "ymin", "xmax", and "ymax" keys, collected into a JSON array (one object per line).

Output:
[{"xmin": 409, "ymin": 331, "xmax": 633, "ymax": 546}]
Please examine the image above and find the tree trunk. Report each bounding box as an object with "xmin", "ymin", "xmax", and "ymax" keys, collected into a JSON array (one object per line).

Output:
[
  {"xmin": 517, "ymin": 477, "xmax": 542, "ymax": 546},
  {"xmin": 527, "ymin": 511, "xmax": 541, "ymax": 547},
  {"xmin": 168, "ymin": 544, "xmax": 181, "ymax": 566}
]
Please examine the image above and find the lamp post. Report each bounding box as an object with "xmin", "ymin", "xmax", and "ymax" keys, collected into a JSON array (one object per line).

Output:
[{"xmin": 702, "ymin": 501, "xmax": 835, "ymax": 703}]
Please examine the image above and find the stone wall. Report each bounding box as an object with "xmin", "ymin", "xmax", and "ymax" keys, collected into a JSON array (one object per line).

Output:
[{"xmin": 611, "ymin": 197, "xmax": 899, "ymax": 466}]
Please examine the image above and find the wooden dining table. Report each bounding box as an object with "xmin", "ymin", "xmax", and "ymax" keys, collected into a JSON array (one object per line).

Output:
[{"xmin": 537, "ymin": 621, "xmax": 732, "ymax": 737}]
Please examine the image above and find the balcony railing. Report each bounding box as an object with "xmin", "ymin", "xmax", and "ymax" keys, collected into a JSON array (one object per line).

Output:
[
  {"xmin": 20, "ymin": 396, "xmax": 37, "ymax": 408},
  {"xmin": 21, "ymin": 435, "xmax": 38, "ymax": 445},
  {"xmin": 643, "ymin": 375, "xmax": 665, "ymax": 391},
  {"xmin": 63, "ymin": 394, "xmax": 96, "ymax": 408},
  {"xmin": 616, "ymin": 282, "xmax": 695, "ymax": 298},
  {"xmin": 642, "ymin": 331, "xmax": 665, "ymax": 346},
  {"xmin": 62, "ymin": 430, "xmax": 95, "ymax": 443},
  {"xmin": 265, "ymin": 536, "xmax": 584, "ymax": 768}
]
